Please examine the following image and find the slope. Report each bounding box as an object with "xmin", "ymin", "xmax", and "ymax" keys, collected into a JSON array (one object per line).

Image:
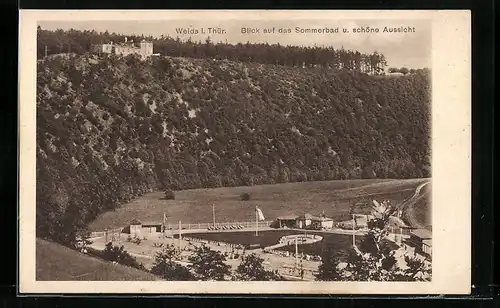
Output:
[
  {"xmin": 401, "ymin": 183, "xmax": 432, "ymax": 230},
  {"xmin": 36, "ymin": 238, "xmax": 161, "ymax": 281}
]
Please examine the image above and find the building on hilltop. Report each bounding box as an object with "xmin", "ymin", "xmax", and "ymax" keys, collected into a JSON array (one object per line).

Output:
[{"xmin": 93, "ymin": 37, "xmax": 154, "ymax": 59}]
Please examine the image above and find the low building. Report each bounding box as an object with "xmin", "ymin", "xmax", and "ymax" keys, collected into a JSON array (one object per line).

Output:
[
  {"xmin": 276, "ymin": 215, "xmax": 299, "ymax": 228},
  {"xmin": 296, "ymin": 213, "xmax": 314, "ymax": 229},
  {"xmin": 296, "ymin": 213, "xmax": 334, "ymax": 230},
  {"xmin": 129, "ymin": 218, "xmax": 142, "ymax": 238},
  {"xmin": 275, "ymin": 213, "xmax": 334, "ymax": 230},
  {"xmin": 406, "ymin": 228, "xmax": 432, "ymax": 258},
  {"xmin": 141, "ymin": 221, "xmax": 162, "ymax": 234},
  {"xmin": 127, "ymin": 218, "xmax": 162, "ymax": 238},
  {"xmin": 311, "ymin": 216, "xmax": 334, "ymax": 230},
  {"xmin": 422, "ymin": 239, "xmax": 432, "ymax": 257}
]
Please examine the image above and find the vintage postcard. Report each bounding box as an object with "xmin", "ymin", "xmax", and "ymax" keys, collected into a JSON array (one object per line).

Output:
[{"xmin": 19, "ymin": 10, "xmax": 471, "ymax": 294}]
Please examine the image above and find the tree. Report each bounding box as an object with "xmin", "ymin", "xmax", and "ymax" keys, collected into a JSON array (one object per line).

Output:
[
  {"xmin": 188, "ymin": 245, "xmax": 231, "ymax": 281},
  {"xmin": 164, "ymin": 189, "xmax": 175, "ymax": 200},
  {"xmin": 235, "ymin": 253, "xmax": 283, "ymax": 281},
  {"xmin": 101, "ymin": 242, "xmax": 145, "ymax": 270},
  {"xmin": 315, "ymin": 246, "xmax": 343, "ymax": 281},
  {"xmin": 240, "ymin": 192, "xmax": 251, "ymax": 201},
  {"xmin": 399, "ymin": 67, "xmax": 410, "ymax": 75},
  {"xmin": 75, "ymin": 230, "xmax": 93, "ymax": 253},
  {"xmin": 150, "ymin": 244, "xmax": 194, "ymax": 280},
  {"xmin": 315, "ymin": 200, "xmax": 431, "ymax": 282}
]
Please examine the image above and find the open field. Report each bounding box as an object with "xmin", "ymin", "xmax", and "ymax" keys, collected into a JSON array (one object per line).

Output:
[
  {"xmin": 89, "ymin": 178, "xmax": 430, "ymax": 232},
  {"xmin": 36, "ymin": 238, "xmax": 161, "ymax": 281}
]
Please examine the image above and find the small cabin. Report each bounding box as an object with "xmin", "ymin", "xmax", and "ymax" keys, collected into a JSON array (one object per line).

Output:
[
  {"xmin": 127, "ymin": 218, "xmax": 162, "ymax": 238},
  {"xmin": 406, "ymin": 228, "xmax": 432, "ymax": 258},
  {"xmin": 129, "ymin": 218, "xmax": 142, "ymax": 238},
  {"xmin": 311, "ymin": 216, "xmax": 334, "ymax": 230},
  {"xmin": 296, "ymin": 213, "xmax": 314, "ymax": 229}
]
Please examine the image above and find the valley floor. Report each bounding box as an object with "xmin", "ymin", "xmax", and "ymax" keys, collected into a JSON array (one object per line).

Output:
[{"xmin": 89, "ymin": 178, "xmax": 431, "ymax": 232}]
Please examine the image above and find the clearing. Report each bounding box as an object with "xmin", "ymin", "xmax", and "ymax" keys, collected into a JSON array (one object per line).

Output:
[{"xmin": 89, "ymin": 178, "xmax": 430, "ymax": 232}]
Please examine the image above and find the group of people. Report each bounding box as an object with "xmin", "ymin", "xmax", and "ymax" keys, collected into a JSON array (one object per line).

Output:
[
  {"xmin": 279, "ymin": 235, "xmax": 313, "ymax": 245},
  {"xmin": 264, "ymin": 248, "xmax": 322, "ymax": 262},
  {"xmin": 183, "ymin": 236, "xmax": 245, "ymax": 250}
]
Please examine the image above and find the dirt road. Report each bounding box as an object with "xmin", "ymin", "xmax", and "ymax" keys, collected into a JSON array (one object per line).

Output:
[{"xmin": 399, "ymin": 181, "xmax": 430, "ymax": 229}]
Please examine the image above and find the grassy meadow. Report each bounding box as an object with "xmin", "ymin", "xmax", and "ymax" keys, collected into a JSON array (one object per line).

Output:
[
  {"xmin": 89, "ymin": 178, "xmax": 429, "ymax": 231},
  {"xmin": 36, "ymin": 239, "xmax": 161, "ymax": 281}
]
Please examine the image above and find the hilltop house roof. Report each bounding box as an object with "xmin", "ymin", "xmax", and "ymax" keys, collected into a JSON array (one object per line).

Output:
[
  {"xmin": 130, "ymin": 219, "xmax": 142, "ymax": 225},
  {"xmin": 411, "ymin": 229, "xmax": 432, "ymax": 239}
]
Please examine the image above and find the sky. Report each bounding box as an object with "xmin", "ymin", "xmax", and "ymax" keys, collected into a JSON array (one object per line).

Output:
[{"xmin": 39, "ymin": 19, "xmax": 431, "ymax": 69}]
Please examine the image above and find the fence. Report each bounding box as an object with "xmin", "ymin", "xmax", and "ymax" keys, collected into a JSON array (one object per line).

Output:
[
  {"xmin": 163, "ymin": 220, "xmax": 274, "ymax": 231},
  {"xmin": 89, "ymin": 228, "xmax": 122, "ymax": 239},
  {"xmin": 88, "ymin": 220, "xmax": 274, "ymax": 239}
]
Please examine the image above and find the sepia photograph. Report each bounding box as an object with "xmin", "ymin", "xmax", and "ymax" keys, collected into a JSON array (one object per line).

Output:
[{"xmin": 19, "ymin": 10, "xmax": 471, "ymax": 294}]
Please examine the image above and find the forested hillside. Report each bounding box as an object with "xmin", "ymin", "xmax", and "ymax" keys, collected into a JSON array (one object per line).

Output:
[{"xmin": 36, "ymin": 42, "xmax": 430, "ymax": 246}]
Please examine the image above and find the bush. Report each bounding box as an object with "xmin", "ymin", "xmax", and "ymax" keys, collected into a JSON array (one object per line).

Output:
[
  {"xmin": 399, "ymin": 67, "xmax": 410, "ymax": 75},
  {"xmin": 164, "ymin": 189, "xmax": 175, "ymax": 200},
  {"xmin": 101, "ymin": 242, "xmax": 145, "ymax": 270},
  {"xmin": 240, "ymin": 193, "xmax": 251, "ymax": 201}
]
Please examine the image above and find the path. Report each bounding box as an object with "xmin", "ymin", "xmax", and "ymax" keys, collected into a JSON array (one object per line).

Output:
[{"xmin": 398, "ymin": 181, "xmax": 430, "ymax": 229}]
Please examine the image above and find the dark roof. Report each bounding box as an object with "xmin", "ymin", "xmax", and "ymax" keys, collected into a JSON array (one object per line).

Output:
[
  {"xmin": 130, "ymin": 219, "xmax": 142, "ymax": 225},
  {"xmin": 277, "ymin": 215, "xmax": 299, "ymax": 220},
  {"xmin": 411, "ymin": 229, "xmax": 432, "ymax": 239}
]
